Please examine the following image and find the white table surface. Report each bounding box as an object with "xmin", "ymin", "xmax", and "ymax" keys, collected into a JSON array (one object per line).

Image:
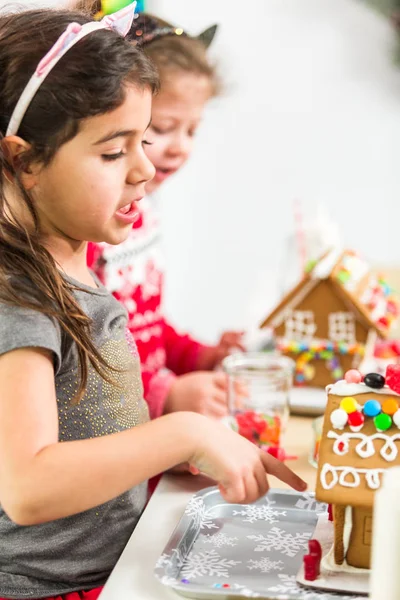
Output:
[{"xmin": 99, "ymin": 414, "xmax": 318, "ymax": 600}]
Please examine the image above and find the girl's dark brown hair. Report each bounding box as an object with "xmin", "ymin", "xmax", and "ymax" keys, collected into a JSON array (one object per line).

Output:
[
  {"xmin": 0, "ymin": 8, "xmax": 159, "ymax": 402},
  {"xmin": 75, "ymin": 1, "xmax": 220, "ymax": 95}
]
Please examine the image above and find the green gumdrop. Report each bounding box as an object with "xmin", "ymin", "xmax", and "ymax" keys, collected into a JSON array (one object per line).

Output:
[{"xmin": 374, "ymin": 412, "xmax": 392, "ymax": 431}]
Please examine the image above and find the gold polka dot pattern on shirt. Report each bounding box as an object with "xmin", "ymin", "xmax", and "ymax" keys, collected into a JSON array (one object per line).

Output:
[{"xmin": 57, "ymin": 336, "xmax": 149, "ymax": 441}]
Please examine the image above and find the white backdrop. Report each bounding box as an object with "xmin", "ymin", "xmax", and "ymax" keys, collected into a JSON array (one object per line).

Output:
[{"xmin": 1, "ymin": 0, "xmax": 399, "ymax": 342}]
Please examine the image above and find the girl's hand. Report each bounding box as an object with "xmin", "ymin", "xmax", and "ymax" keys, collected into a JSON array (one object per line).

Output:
[
  {"xmin": 196, "ymin": 330, "xmax": 246, "ymax": 371},
  {"xmin": 164, "ymin": 372, "xmax": 230, "ymax": 418},
  {"xmin": 186, "ymin": 416, "xmax": 307, "ymax": 504}
]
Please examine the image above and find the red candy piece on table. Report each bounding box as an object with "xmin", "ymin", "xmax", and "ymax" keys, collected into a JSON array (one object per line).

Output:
[
  {"xmin": 328, "ymin": 504, "xmax": 333, "ymax": 521},
  {"xmin": 308, "ymin": 539, "xmax": 322, "ymax": 562},
  {"xmin": 303, "ymin": 554, "xmax": 319, "ymax": 581},
  {"xmin": 303, "ymin": 539, "xmax": 322, "ymax": 581},
  {"xmin": 386, "ymin": 364, "xmax": 400, "ymax": 394}
]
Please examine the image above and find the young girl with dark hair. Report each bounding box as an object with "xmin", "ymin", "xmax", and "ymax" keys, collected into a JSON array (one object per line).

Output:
[{"xmin": 0, "ymin": 5, "xmax": 306, "ymax": 599}]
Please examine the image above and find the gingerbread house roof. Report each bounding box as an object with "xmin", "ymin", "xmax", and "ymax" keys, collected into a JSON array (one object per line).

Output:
[
  {"xmin": 316, "ymin": 378, "xmax": 400, "ymax": 507},
  {"xmin": 260, "ymin": 248, "xmax": 399, "ymax": 339}
]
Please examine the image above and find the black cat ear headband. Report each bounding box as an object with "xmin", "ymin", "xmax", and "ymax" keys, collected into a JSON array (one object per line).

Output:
[{"xmin": 128, "ymin": 13, "xmax": 218, "ymax": 49}]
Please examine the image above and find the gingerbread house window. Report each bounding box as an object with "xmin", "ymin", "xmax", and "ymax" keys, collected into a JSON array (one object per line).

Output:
[
  {"xmin": 284, "ymin": 310, "xmax": 317, "ymax": 341},
  {"xmin": 328, "ymin": 312, "xmax": 356, "ymax": 344}
]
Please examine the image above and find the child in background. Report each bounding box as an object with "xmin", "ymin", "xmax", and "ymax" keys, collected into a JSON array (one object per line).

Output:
[
  {"xmin": 0, "ymin": 6, "xmax": 306, "ymax": 600},
  {"xmin": 78, "ymin": 1, "xmax": 245, "ymax": 420}
]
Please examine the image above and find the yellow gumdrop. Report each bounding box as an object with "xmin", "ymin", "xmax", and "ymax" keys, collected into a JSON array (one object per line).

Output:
[{"xmin": 340, "ymin": 396, "xmax": 358, "ymax": 414}]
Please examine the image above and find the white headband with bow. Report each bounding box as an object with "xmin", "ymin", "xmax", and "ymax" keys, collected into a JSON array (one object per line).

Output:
[{"xmin": 6, "ymin": 2, "xmax": 136, "ymax": 137}]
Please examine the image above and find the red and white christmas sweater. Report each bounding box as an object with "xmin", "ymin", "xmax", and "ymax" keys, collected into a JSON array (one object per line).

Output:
[{"xmin": 87, "ymin": 197, "xmax": 211, "ymax": 419}]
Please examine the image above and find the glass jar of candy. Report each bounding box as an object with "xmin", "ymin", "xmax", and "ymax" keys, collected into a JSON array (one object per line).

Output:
[{"xmin": 222, "ymin": 353, "xmax": 294, "ymax": 450}]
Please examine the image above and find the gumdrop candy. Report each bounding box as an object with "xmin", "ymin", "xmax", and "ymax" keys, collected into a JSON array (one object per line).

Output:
[
  {"xmin": 344, "ymin": 369, "xmax": 362, "ymax": 384},
  {"xmin": 303, "ymin": 554, "xmax": 319, "ymax": 581},
  {"xmin": 386, "ymin": 364, "xmax": 400, "ymax": 395},
  {"xmin": 309, "ymin": 539, "xmax": 322, "ymax": 562},
  {"xmin": 364, "ymin": 372, "xmax": 386, "ymax": 389},
  {"xmin": 348, "ymin": 410, "xmax": 364, "ymax": 432},
  {"xmin": 303, "ymin": 540, "xmax": 322, "ymax": 581}
]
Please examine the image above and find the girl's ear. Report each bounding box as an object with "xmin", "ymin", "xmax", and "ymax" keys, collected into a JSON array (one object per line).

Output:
[
  {"xmin": 196, "ymin": 24, "xmax": 218, "ymax": 48},
  {"xmin": 1, "ymin": 136, "xmax": 38, "ymax": 190}
]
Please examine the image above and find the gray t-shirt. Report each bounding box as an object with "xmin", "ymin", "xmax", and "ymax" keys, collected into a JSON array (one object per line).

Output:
[{"xmin": 0, "ymin": 276, "xmax": 150, "ymax": 599}]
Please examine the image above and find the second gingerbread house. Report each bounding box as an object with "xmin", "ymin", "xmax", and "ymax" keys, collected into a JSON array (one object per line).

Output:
[{"xmin": 260, "ymin": 249, "xmax": 399, "ymax": 388}]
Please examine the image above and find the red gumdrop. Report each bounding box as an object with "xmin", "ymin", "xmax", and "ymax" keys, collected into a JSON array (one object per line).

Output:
[
  {"xmin": 308, "ymin": 539, "xmax": 322, "ymax": 562},
  {"xmin": 386, "ymin": 364, "xmax": 400, "ymax": 394},
  {"xmin": 253, "ymin": 417, "xmax": 267, "ymax": 434},
  {"xmin": 303, "ymin": 554, "xmax": 319, "ymax": 581},
  {"xmin": 348, "ymin": 411, "xmax": 364, "ymax": 428},
  {"xmin": 237, "ymin": 422, "xmax": 254, "ymax": 441}
]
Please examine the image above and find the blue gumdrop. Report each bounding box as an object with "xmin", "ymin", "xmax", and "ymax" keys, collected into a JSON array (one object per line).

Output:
[{"xmin": 363, "ymin": 399, "xmax": 381, "ymax": 418}]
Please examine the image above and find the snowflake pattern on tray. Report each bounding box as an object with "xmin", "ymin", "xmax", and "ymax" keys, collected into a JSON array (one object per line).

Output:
[
  {"xmin": 247, "ymin": 556, "xmax": 284, "ymax": 573},
  {"xmin": 233, "ymin": 497, "xmax": 287, "ymax": 524},
  {"xmin": 247, "ymin": 528, "xmax": 312, "ymax": 557},
  {"xmin": 229, "ymin": 582, "xmax": 261, "ymax": 598},
  {"xmin": 185, "ymin": 495, "xmax": 218, "ymax": 530},
  {"xmin": 294, "ymin": 492, "xmax": 327, "ymax": 514},
  {"xmin": 202, "ymin": 531, "xmax": 239, "ymax": 548},
  {"xmin": 181, "ymin": 548, "xmax": 241, "ymax": 579}
]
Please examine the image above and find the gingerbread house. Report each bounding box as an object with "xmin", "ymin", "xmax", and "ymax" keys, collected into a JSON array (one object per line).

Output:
[
  {"xmin": 315, "ymin": 368, "xmax": 400, "ymax": 569},
  {"xmin": 260, "ymin": 248, "xmax": 399, "ymax": 388}
]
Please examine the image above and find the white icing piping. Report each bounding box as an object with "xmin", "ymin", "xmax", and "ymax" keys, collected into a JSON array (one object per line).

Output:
[
  {"xmin": 321, "ymin": 545, "xmax": 370, "ymax": 574},
  {"xmin": 311, "ymin": 247, "xmax": 343, "ymax": 280},
  {"xmin": 328, "ymin": 430, "xmax": 400, "ymax": 462},
  {"xmin": 320, "ymin": 463, "xmax": 384, "ymax": 490},
  {"xmin": 270, "ymin": 279, "xmax": 318, "ymax": 329},
  {"xmin": 327, "ymin": 380, "xmax": 400, "ymax": 397}
]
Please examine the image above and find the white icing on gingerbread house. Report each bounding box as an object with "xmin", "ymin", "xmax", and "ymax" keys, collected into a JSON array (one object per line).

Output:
[{"xmin": 316, "ymin": 371, "xmax": 400, "ymax": 569}]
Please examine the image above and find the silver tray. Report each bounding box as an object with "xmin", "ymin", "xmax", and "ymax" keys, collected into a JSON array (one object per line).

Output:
[{"xmin": 154, "ymin": 487, "xmax": 365, "ymax": 600}]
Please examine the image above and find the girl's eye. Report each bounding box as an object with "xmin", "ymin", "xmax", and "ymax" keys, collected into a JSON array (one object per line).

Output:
[
  {"xmin": 101, "ymin": 151, "xmax": 125, "ymax": 161},
  {"xmin": 142, "ymin": 140, "xmax": 152, "ymax": 146},
  {"xmin": 151, "ymin": 125, "xmax": 169, "ymax": 135}
]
